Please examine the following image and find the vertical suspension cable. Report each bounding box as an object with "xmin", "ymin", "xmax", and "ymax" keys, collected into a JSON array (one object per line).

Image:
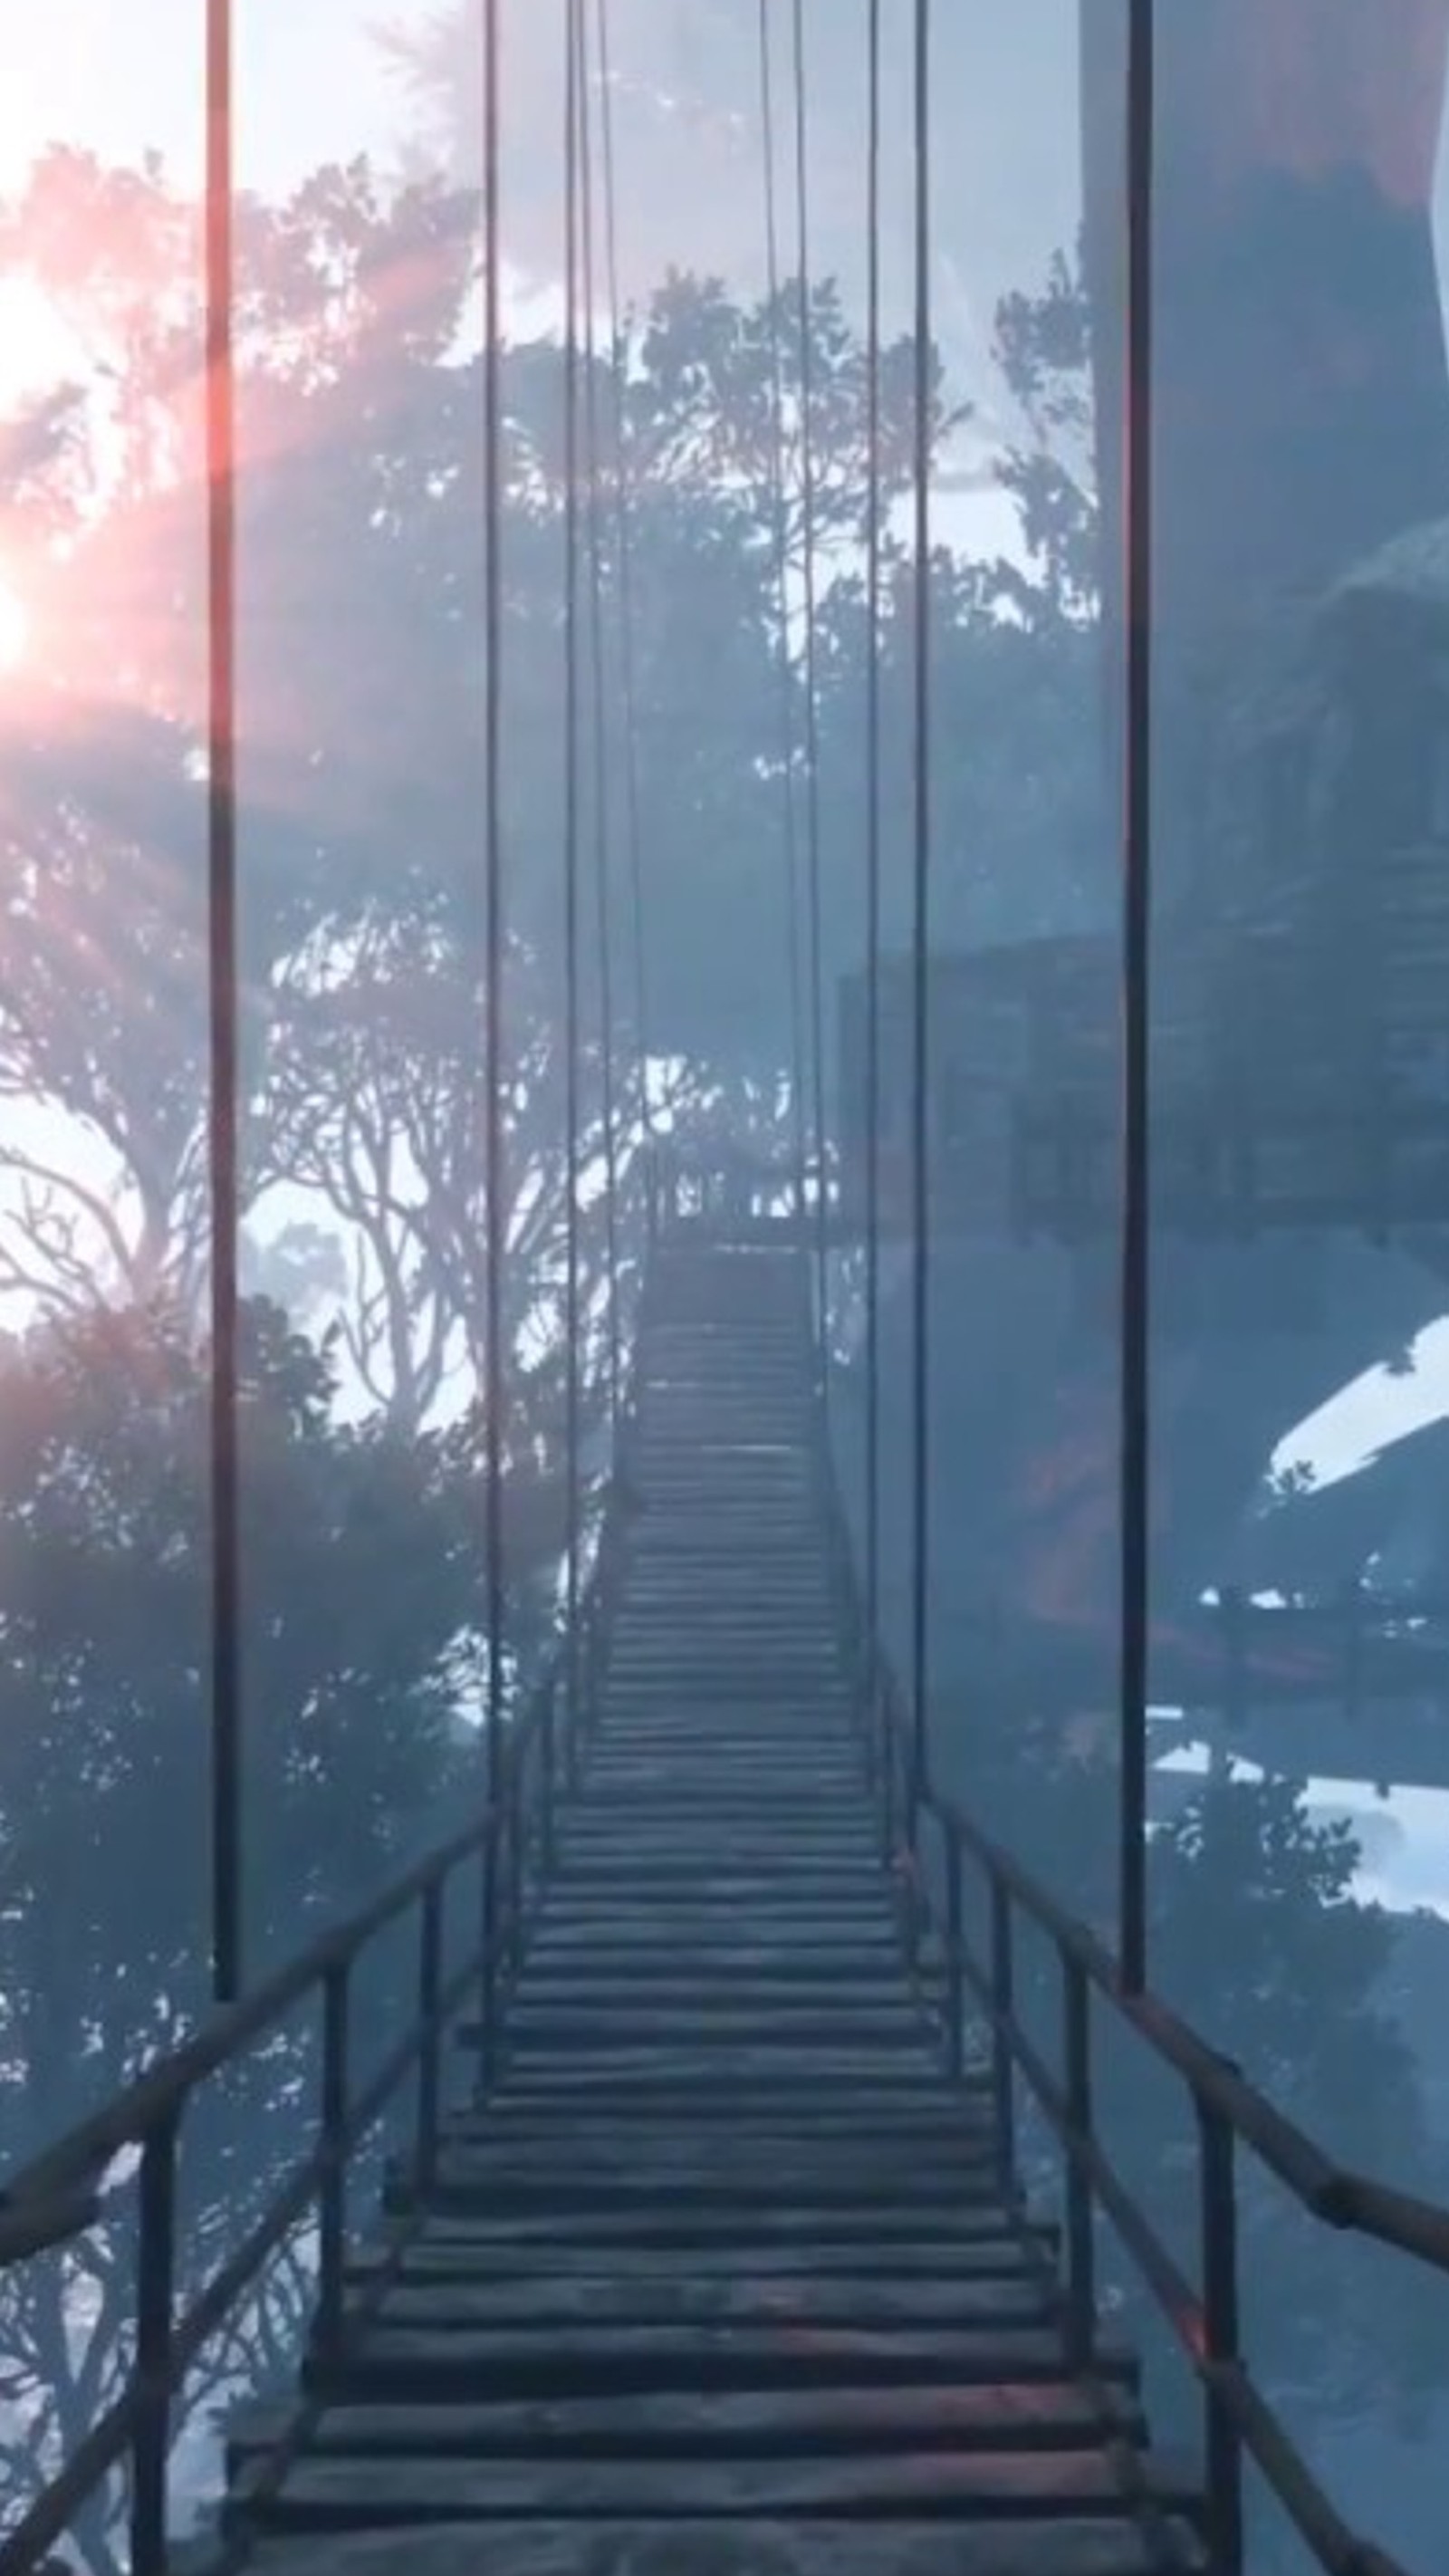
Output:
[
  {"xmin": 561, "ymin": 0, "xmax": 583, "ymax": 1789},
  {"xmin": 578, "ymin": 0, "xmax": 622, "ymax": 1431},
  {"xmin": 907, "ymin": 0, "xmax": 933, "ymax": 1828},
  {"xmin": 482, "ymin": 0, "xmax": 507, "ymax": 1830},
  {"xmin": 594, "ymin": 0, "xmax": 654, "ymax": 1150},
  {"xmin": 1118, "ymin": 0, "xmax": 1156, "ymax": 1995},
  {"xmin": 206, "ymin": 0, "xmax": 242, "ymax": 2004},
  {"xmin": 788, "ymin": 0, "xmax": 830, "ymax": 1334},
  {"xmin": 756, "ymin": 0, "xmax": 809, "ymax": 1225},
  {"xmin": 863, "ymin": 0, "xmax": 883, "ymax": 1673}
]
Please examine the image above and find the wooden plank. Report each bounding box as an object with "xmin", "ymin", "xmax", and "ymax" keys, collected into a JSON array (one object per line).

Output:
[
  {"xmin": 461, "ymin": 2070, "xmax": 950, "ymax": 2107},
  {"xmin": 343, "ymin": 2240, "xmax": 1047, "ymax": 2286},
  {"xmin": 233, "ymin": 2446, "xmax": 1201, "ymax": 2529},
  {"xmin": 304, "ymin": 2321, "xmax": 1130, "ymax": 2401},
  {"xmin": 411, "ymin": 2165, "xmax": 996, "ymax": 2214},
  {"xmin": 466, "ymin": 2093, "xmax": 984, "ymax": 2129},
  {"xmin": 533, "ymin": 1875, "xmax": 890, "ymax": 1904},
  {"xmin": 365, "ymin": 2205, "xmax": 1036, "ymax": 2254},
  {"xmin": 456, "ymin": 2106, "xmax": 982, "ymax": 2143},
  {"xmin": 463, "ymin": 2062, "xmax": 953, "ymax": 2099},
  {"xmin": 341, "ymin": 2274, "xmax": 1051, "ymax": 2333},
  {"xmin": 556, "ymin": 1813, "xmax": 875, "ymax": 1837},
  {"xmin": 513, "ymin": 1951, "xmax": 905, "ymax": 1980},
  {"xmin": 228, "ymin": 2377, "xmax": 1144, "ymax": 2466},
  {"xmin": 545, "ymin": 1850, "xmax": 884, "ymax": 1877},
  {"xmin": 243, "ymin": 2509, "xmax": 1203, "ymax": 2573},
  {"xmin": 502, "ymin": 2012, "xmax": 931, "ymax": 2047},
  {"xmin": 524, "ymin": 1921, "xmax": 906, "ymax": 1952}
]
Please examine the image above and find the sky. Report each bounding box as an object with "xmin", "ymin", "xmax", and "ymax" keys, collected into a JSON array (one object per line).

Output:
[{"xmin": 0, "ymin": 3, "xmax": 1088, "ymax": 381}]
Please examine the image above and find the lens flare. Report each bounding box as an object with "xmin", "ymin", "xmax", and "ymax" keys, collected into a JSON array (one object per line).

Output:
[{"xmin": 0, "ymin": 577, "xmax": 29, "ymax": 674}]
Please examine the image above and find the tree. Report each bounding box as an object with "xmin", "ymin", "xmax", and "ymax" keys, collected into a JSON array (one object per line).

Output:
[
  {"xmin": 929, "ymin": 1682, "xmax": 1445, "ymax": 2571},
  {"xmin": 0, "ymin": 1291, "xmax": 578, "ymax": 2566},
  {"xmin": 992, "ymin": 233, "xmax": 1098, "ymax": 628}
]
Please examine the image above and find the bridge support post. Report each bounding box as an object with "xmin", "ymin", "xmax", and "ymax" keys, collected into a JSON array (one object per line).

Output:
[
  {"xmin": 944, "ymin": 1834, "xmax": 964, "ymax": 2082},
  {"xmin": 504, "ymin": 1737, "xmax": 525, "ymax": 1986},
  {"xmin": 414, "ymin": 1883, "xmax": 444, "ymax": 2196},
  {"xmin": 315, "ymin": 1962, "xmax": 350, "ymax": 2360},
  {"xmin": 475, "ymin": 1830, "xmax": 498, "ymax": 2105},
  {"xmin": 1197, "ymin": 2097, "xmax": 1245, "ymax": 2576},
  {"xmin": 990, "ymin": 1883, "xmax": 1016, "ymax": 2183},
  {"xmin": 1220, "ymin": 1584, "xmax": 1246, "ymax": 1736},
  {"xmin": 1063, "ymin": 1956, "xmax": 1096, "ymax": 2368},
  {"xmin": 1340, "ymin": 1576, "xmax": 1364, "ymax": 1730},
  {"xmin": 130, "ymin": 2110, "xmax": 179, "ymax": 2576}
]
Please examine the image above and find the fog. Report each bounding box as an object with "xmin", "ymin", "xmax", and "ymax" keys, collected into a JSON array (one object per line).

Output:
[{"xmin": 0, "ymin": 6, "xmax": 1448, "ymax": 2572}]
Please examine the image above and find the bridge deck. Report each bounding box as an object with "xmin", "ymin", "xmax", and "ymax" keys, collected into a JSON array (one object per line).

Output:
[{"xmin": 221, "ymin": 1243, "xmax": 1203, "ymax": 2576}]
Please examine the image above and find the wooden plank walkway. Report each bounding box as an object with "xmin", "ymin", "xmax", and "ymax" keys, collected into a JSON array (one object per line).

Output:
[{"xmin": 221, "ymin": 1241, "xmax": 1204, "ymax": 2576}]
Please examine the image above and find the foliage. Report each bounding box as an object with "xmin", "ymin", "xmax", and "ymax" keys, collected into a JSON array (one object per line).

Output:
[
  {"xmin": 931, "ymin": 1683, "xmax": 1445, "ymax": 2560},
  {"xmin": 991, "ymin": 233, "xmax": 1099, "ymax": 626},
  {"xmin": 0, "ymin": 1288, "xmax": 581, "ymax": 2562}
]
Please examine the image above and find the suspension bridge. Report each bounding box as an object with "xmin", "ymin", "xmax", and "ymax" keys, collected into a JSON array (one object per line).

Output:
[{"xmin": 4, "ymin": 5, "xmax": 1449, "ymax": 2576}]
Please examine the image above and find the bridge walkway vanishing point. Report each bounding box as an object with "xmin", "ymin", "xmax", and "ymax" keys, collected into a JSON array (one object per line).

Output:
[{"xmin": 217, "ymin": 1237, "xmax": 1204, "ymax": 2576}]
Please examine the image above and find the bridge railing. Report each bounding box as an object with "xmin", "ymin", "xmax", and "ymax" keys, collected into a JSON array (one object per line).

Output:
[
  {"xmin": 813, "ymin": 1427, "xmax": 1449, "ymax": 2576},
  {"xmin": 1012, "ymin": 1086, "xmax": 1449, "ymax": 1242},
  {"xmin": 645, "ymin": 1137, "xmax": 821, "ymax": 1236},
  {"xmin": 0, "ymin": 1469, "xmax": 633, "ymax": 2576}
]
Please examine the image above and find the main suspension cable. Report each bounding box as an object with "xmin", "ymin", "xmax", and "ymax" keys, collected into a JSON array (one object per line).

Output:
[
  {"xmin": 594, "ymin": 0, "xmax": 654, "ymax": 1150},
  {"xmin": 578, "ymin": 0, "xmax": 623, "ymax": 1432},
  {"xmin": 756, "ymin": 0, "xmax": 810, "ymax": 1224},
  {"xmin": 788, "ymin": 0, "xmax": 830, "ymax": 1333},
  {"xmin": 482, "ymin": 0, "xmax": 507, "ymax": 1846},
  {"xmin": 863, "ymin": 0, "xmax": 884, "ymax": 1686},
  {"xmin": 561, "ymin": 0, "xmax": 584, "ymax": 1794},
  {"xmin": 907, "ymin": 0, "xmax": 933, "ymax": 1828},
  {"xmin": 1118, "ymin": 0, "xmax": 1156, "ymax": 1996},
  {"xmin": 206, "ymin": 0, "xmax": 242, "ymax": 2004}
]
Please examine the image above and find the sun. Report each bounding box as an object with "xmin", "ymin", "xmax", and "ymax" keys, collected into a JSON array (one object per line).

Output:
[{"xmin": 0, "ymin": 578, "xmax": 29, "ymax": 675}]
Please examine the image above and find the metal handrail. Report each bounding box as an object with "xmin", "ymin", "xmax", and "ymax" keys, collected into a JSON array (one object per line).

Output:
[
  {"xmin": 815, "ymin": 1420, "xmax": 1443, "ymax": 2576},
  {"xmin": 0, "ymin": 1462, "xmax": 633, "ymax": 2576}
]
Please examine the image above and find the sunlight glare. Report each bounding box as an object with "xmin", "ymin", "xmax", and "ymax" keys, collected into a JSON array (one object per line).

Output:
[{"xmin": 0, "ymin": 576, "xmax": 29, "ymax": 674}]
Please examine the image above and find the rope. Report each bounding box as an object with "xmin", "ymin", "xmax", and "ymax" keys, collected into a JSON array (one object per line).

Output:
[
  {"xmin": 578, "ymin": 0, "xmax": 623, "ymax": 1432},
  {"xmin": 1118, "ymin": 0, "xmax": 1156, "ymax": 1995},
  {"xmin": 756, "ymin": 0, "xmax": 810, "ymax": 1226},
  {"xmin": 788, "ymin": 0, "xmax": 830, "ymax": 1329},
  {"xmin": 561, "ymin": 0, "xmax": 584, "ymax": 1797},
  {"xmin": 863, "ymin": 0, "xmax": 883, "ymax": 1677},
  {"xmin": 206, "ymin": 0, "xmax": 242, "ymax": 2004},
  {"xmin": 907, "ymin": 0, "xmax": 933, "ymax": 1826},
  {"xmin": 482, "ymin": 0, "xmax": 507, "ymax": 1830},
  {"xmin": 593, "ymin": 0, "xmax": 654, "ymax": 1148}
]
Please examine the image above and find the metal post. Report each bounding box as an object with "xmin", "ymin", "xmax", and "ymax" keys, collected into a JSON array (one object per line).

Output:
[
  {"xmin": 130, "ymin": 2117, "xmax": 179, "ymax": 2576},
  {"xmin": 415, "ymin": 1883, "xmax": 444, "ymax": 2196},
  {"xmin": 863, "ymin": 0, "xmax": 883, "ymax": 1754},
  {"xmin": 206, "ymin": 0, "xmax": 243, "ymax": 2008},
  {"xmin": 481, "ymin": 0, "xmax": 507, "ymax": 2078},
  {"xmin": 476, "ymin": 1826, "xmax": 497, "ymax": 2103},
  {"xmin": 1063, "ymin": 1955, "xmax": 1096, "ymax": 2365},
  {"xmin": 990, "ymin": 1879, "xmax": 1016, "ymax": 2178},
  {"xmin": 880, "ymin": 1694, "xmax": 897, "ymax": 1869},
  {"xmin": 1197, "ymin": 2094, "xmax": 1244, "ymax": 2576},
  {"xmin": 540, "ymin": 1669, "xmax": 559, "ymax": 1870},
  {"xmin": 1222, "ymin": 1583, "xmax": 1245, "ymax": 1736},
  {"xmin": 945, "ymin": 1834, "xmax": 964, "ymax": 2082},
  {"xmin": 315, "ymin": 1963, "xmax": 350, "ymax": 2358},
  {"xmin": 907, "ymin": 0, "xmax": 934, "ymax": 1846},
  {"xmin": 1117, "ymin": 0, "xmax": 1156, "ymax": 1998},
  {"xmin": 1341, "ymin": 1575, "xmax": 1363, "ymax": 1727}
]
